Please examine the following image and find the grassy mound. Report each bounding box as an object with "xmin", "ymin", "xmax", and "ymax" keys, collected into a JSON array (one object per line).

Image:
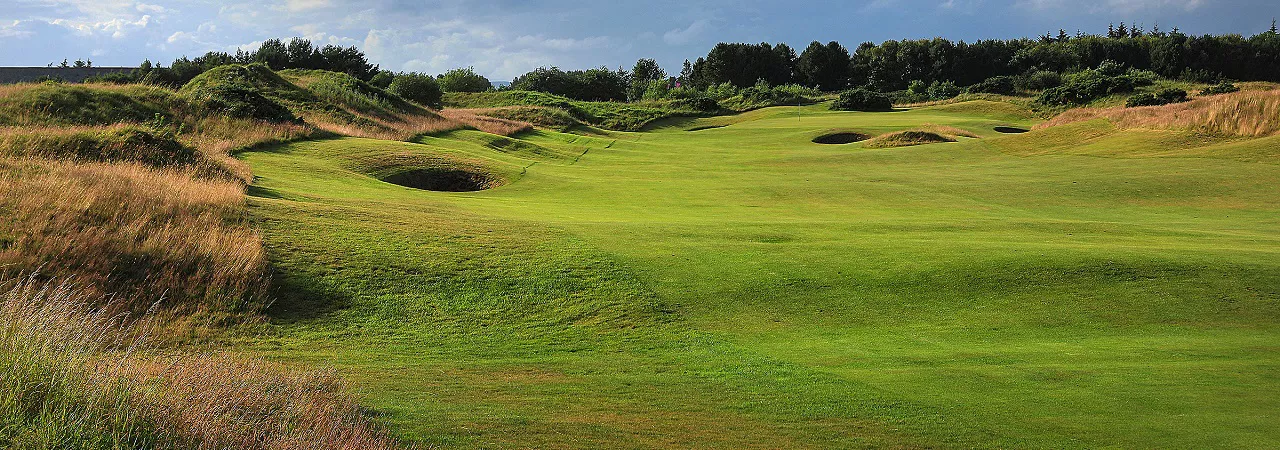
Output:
[
  {"xmin": 443, "ymin": 91, "xmax": 707, "ymax": 131},
  {"xmin": 459, "ymin": 106, "xmax": 581, "ymax": 132},
  {"xmin": 0, "ymin": 83, "xmax": 186, "ymax": 127},
  {"xmin": 280, "ymin": 69, "xmax": 433, "ymax": 119},
  {"xmin": 864, "ymin": 130, "xmax": 956, "ymax": 148},
  {"xmin": 0, "ymin": 125, "xmax": 198, "ymax": 168}
]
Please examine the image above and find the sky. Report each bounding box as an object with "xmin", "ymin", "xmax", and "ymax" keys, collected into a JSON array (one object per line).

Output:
[{"xmin": 0, "ymin": 0, "xmax": 1275, "ymax": 80}]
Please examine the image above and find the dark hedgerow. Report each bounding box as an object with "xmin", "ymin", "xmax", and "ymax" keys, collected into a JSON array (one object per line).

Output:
[
  {"xmin": 968, "ymin": 76, "xmax": 1017, "ymax": 95},
  {"xmin": 1200, "ymin": 82, "xmax": 1241, "ymax": 96},
  {"xmin": 831, "ymin": 88, "xmax": 893, "ymax": 111}
]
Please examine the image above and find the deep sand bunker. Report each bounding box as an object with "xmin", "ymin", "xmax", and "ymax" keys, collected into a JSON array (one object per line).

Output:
[
  {"xmin": 994, "ymin": 126, "xmax": 1030, "ymax": 134},
  {"xmin": 812, "ymin": 132, "xmax": 871, "ymax": 144},
  {"xmin": 382, "ymin": 168, "xmax": 502, "ymax": 192}
]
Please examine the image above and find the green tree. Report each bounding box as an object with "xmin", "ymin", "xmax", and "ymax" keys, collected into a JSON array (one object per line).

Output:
[
  {"xmin": 795, "ymin": 41, "xmax": 852, "ymax": 91},
  {"xmin": 628, "ymin": 59, "xmax": 666, "ymax": 101}
]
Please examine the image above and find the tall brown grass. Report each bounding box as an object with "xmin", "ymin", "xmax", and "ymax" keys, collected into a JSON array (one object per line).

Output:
[
  {"xmin": 0, "ymin": 277, "xmax": 405, "ymax": 449},
  {"xmin": 1038, "ymin": 89, "xmax": 1280, "ymax": 137},
  {"xmin": 0, "ymin": 158, "xmax": 268, "ymax": 318},
  {"xmin": 440, "ymin": 109, "xmax": 534, "ymax": 136}
]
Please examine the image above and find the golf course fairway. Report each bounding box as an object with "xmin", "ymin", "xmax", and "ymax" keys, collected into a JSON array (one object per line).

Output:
[{"xmin": 240, "ymin": 101, "xmax": 1280, "ymax": 449}]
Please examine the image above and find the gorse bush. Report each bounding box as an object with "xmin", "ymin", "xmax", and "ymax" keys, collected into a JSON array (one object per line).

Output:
[
  {"xmin": 1036, "ymin": 61, "xmax": 1155, "ymax": 106},
  {"xmin": 1126, "ymin": 88, "xmax": 1189, "ymax": 107},
  {"xmin": 831, "ymin": 88, "xmax": 893, "ymax": 111},
  {"xmin": 927, "ymin": 80, "xmax": 962, "ymax": 100},
  {"xmin": 1201, "ymin": 81, "xmax": 1241, "ymax": 95},
  {"xmin": 438, "ymin": 67, "xmax": 492, "ymax": 93},
  {"xmin": 1018, "ymin": 70, "xmax": 1063, "ymax": 91},
  {"xmin": 968, "ymin": 76, "xmax": 1017, "ymax": 95},
  {"xmin": 387, "ymin": 73, "xmax": 443, "ymax": 108}
]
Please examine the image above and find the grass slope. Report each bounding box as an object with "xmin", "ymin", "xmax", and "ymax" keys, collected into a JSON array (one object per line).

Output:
[{"xmin": 240, "ymin": 100, "xmax": 1280, "ymax": 448}]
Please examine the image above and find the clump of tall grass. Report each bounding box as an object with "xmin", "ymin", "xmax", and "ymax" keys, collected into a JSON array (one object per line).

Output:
[
  {"xmin": 1039, "ymin": 89, "xmax": 1280, "ymax": 137},
  {"xmin": 0, "ymin": 277, "xmax": 406, "ymax": 449}
]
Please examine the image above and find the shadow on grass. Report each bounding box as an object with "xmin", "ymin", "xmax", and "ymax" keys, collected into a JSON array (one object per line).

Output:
[{"xmin": 264, "ymin": 267, "xmax": 354, "ymax": 323}]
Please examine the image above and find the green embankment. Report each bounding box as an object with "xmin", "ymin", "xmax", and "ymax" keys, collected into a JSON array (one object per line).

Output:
[{"xmin": 240, "ymin": 100, "xmax": 1280, "ymax": 448}]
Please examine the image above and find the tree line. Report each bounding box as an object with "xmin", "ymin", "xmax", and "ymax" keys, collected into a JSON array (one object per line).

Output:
[
  {"xmin": 77, "ymin": 22, "xmax": 1280, "ymax": 106},
  {"xmin": 677, "ymin": 23, "xmax": 1280, "ymax": 93}
]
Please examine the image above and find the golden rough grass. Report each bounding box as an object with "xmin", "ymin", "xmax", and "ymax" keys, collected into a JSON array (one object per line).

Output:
[
  {"xmin": 1038, "ymin": 89, "xmax": 1280, "ymax": 137},
  {"xmin": 863, "ymin": 124, "xmax": 975, "ymax": 149},
  {"xmin": 864, "ymin": 130, "xmax": 958, "ymax": 149},
  {"xmin": 0, "ymin": 158, "xmax": 267, "ymax": 316},
  {"xmin": 440, "ymin": 109, "xmax": 535, "ymax": 136},
  {"xmin": 0, "ymin": 278, "xmax": 404, "ymax": 450}
]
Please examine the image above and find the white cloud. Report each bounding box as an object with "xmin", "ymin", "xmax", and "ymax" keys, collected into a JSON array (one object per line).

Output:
[
  {"xmin": 1016, "ymin": 0, "xmax": 1204, "ymax": 13},
  {"xmin": 663, "ymin": 20, "xmax": 709, "ymax": 45},
  {"xmin": 283, "ymin": 0, "xmax": 333, "ymax": 13}
]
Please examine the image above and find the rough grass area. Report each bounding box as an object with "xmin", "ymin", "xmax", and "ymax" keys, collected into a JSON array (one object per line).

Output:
[
  {"xmin": 0, "ymin": 278, "xmax": 403, "ymax": 450},
  {"xmin": 1039, "ymin": 89, "xmax": 1280, "ymax": 137},
  {"xmin": 461, "ymin": 106, "xmax": 581, "ymax": 131}
]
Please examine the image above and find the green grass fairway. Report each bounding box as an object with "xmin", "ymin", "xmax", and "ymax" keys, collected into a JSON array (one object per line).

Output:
[{"xmin": 240, "ymin": 100, "xmax": 1280, "ymax": 449}]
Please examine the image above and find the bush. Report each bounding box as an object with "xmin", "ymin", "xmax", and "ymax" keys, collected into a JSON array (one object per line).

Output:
[
  {"xmin": 84, "ymin": 72, "xmax": 141, "ymax": 84},
  {"xmin": 1201, "ymin": 82, "xmax": 1241, "ymax": 95},
  {"xmin": 368, "ymin": 71, "xmax": 394, "ymax": 89},
  {"xmin": 926, "ymin": 80, "xmax": 962, "ymax": 100},
  {"xmin": 1018, "ymin": 70, "xmax": 1062, "ymax": 91},
  {"xmin": 705, "ymin": 82, "xmax": 738, "ymax": 100},
  {"xmin": 831, "ymin": 88, "xmax": 893, "ymax": 111},
  {"xmin": 967, "ymin": 76, "xmax": 1016, "ymax": 95},
  {"xmin": 388, "ymin": 73, "xmax": 443, "ymax": 107},
  {"xmin": 1125, "ymin": 88, "xmax": 1188, "ymax": 107},
  {"xmin": 1036, "ymin": 64, "xmax": 1145, "ymax": 106},
  {"xmin": 188, "ymin": 82, "xmax": 298, "ymax": 123},
  {"xmin": 1097, "ymin": 59, "xmax": 1126, "ymax": 77},
  {"xmin": 438, "ymin": 67, "xmax": 492, "ymax": 93}
]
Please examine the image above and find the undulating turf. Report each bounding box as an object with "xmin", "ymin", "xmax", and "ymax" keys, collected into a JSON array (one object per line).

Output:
[{"xmin": 239, "ymin": 100, "xmax": 1280, "ymax": 448}]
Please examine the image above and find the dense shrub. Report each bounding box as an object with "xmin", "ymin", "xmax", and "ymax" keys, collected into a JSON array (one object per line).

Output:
[
  {"xmin": 1125, "ymin": 88, "xmax": 1188, "ymax": 107},
  {"xmin": 438, "ymin": 67, "xmax": 492, "ymax": 93},
  {"xmin": 831, "ymin": 88, "xmax": 893, "ymax": 111},
  {"xmin": 368, "ymin": 71, "xmax": 394, "ymax": 89},
  {"xmin": 188, "ymin": 82, "xmax": 298, "ymax": 122},
  {"xmin": 1018, "ymin": 70, "xmax": 1063, "ymax": 91},
  {"xmin": 388, "ymin": 73, "xmax": 443, "ymax": 108},
  {"xmin": 1036, "ymin": 62, "xmax": 1154, "ymax": 106},
  {"xmin": 926, "ymin": 80, "xmax": 962, "ymax": 100},
  {"xmin": 1201, "ymin": 82, "xmax": 1241, "ymax": 95},
  {"xmin": 510, "ymin": 67, "xmax": 627, "ymax": 102},
  {"xmin": 968, "ymin": 76, "xmax": 1016, "ymax": 95}
]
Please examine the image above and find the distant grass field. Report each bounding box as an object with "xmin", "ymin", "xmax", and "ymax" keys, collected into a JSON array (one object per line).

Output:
[{"xmin": 240, "ymin": 100, "xmax": 1280, "ymax": 448}]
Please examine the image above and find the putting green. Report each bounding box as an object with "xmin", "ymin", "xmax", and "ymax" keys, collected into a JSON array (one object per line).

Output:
[{"xmin": 240, "ymin": 101, "xmax": 1280, "ymax": 449}]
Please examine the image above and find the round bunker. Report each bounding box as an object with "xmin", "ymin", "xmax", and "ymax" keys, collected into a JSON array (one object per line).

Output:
[
  {"xmin": 994, "ymin": 126, "xmax": 1030, "ymax": 134},
  {"xmin": 812, "ymin": 132, "xmax": 871, "ymax": 145},
  {"xmin": 382, "ymin": 168, "xmax": 502, "ymax": 192}
]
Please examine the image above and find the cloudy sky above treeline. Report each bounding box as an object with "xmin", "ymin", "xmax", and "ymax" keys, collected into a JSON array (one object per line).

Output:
[{"xmin": 1, "ymin": 0, "xmax": 1273, "ymax": 80}]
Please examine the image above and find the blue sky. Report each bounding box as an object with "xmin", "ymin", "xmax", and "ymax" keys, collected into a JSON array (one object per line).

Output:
[{"xmin": 0, "ymin": 0, "xmax": 1274, "ymax": 80}]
